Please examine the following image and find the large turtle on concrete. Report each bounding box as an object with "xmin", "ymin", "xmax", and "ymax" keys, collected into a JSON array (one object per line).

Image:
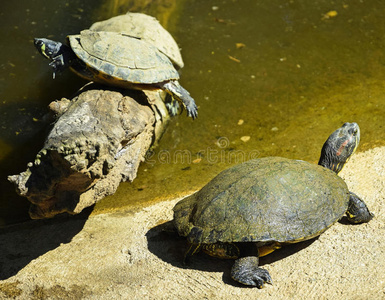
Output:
[
  {"xmin": 173, "ymin": 122, "xmax": 373, "ymax": 288},
  {"xmin": 34, "ymin": 30, "xmax": 197, "ymax": 119}
]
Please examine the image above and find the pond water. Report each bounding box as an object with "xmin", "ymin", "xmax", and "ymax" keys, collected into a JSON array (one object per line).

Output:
[{"xmin": 1, "ymin": 0, "xmax": 384, "ymax": 225}]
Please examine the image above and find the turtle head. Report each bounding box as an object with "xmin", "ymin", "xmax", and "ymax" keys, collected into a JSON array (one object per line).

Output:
[
  {"xmin": 34, "ymin": 38, "xmax": 63, "ymax": 61},
  {"xmin": 318, "ymin": 122, "xmax": 360, "ymax": 174},
  {"xmin": 34, "ymin": 38, "xmax": 75, "ymax": 78}
]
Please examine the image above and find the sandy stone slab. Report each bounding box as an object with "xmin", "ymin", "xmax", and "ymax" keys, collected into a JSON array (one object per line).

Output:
[{"xmin": 0, "ymin": 147, "xmax": 384, "ymax": 299}]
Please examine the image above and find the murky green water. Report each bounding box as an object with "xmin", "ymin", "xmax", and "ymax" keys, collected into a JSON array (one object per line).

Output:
[
  {"xmin": 0, "ymin": 0, "xmax": 117, "ymax": 224},
  {"xmin": 1, "ymin": 0, "xmax": 384, "ymax": 225}
]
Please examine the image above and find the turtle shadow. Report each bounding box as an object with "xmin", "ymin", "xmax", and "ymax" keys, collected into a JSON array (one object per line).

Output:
[
  {"xmin": 146, "ymin": 221, "xmax": 318, "ymax": 283},
  {"xmin": 0, "ymin": 206, "xmax": 92, "ymax": 280},
  {"xmin": 146, "ymin": 221, "xmax": 230, "ymax": 273}
]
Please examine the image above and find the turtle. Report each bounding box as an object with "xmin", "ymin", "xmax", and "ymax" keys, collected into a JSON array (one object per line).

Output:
[
  {"xmin": 173, "ymin": 122, "xmax": 373, "ymax": 288},
  {"xmin": 89, "ymin": 12, "xmax": 184, "ymax": 70},
  {"xmin": 34, "ymin": 30, "xmax": 197, "ymax": 119}
]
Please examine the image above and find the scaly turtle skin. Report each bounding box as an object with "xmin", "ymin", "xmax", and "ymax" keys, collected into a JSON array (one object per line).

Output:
[
  {"xmin": 173, "ymin": 122, "xmax": 373, "ymax": 288},
  {"xmin": 34, "ymin": 30, "xmax": 197, "ymax": 119}
]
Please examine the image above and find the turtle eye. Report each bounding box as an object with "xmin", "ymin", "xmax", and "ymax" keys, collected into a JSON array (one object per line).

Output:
[{"xmin": 348, "ymin": 127, "xmax": 358, "ymax": 136}]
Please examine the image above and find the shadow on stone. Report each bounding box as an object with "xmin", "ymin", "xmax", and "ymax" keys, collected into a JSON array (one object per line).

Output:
[
  {"xmin": 146, "ymin": 221, "xmax": 317, "ymax": 285},
  {"xmin": 0, "ymin": 206, "xmax": 93, "ymax": 280}
]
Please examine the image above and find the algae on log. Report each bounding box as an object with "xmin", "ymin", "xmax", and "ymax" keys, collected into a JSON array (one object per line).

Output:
[{"xmin": 8, "ymin": 87, "xmax": 169, "ymax": 219}]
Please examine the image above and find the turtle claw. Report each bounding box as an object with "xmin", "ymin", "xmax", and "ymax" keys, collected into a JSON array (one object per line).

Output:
[
  {"xmin": 248, "ymin": 269, "xmax": 273, "ymax": 288},
  {"xmin": 231, "ymin": 256, "xmax": 272, "ymax": 288},
  {"xmin": 186, "ymin": 103, "xmax": 198, "ymax": 120}
]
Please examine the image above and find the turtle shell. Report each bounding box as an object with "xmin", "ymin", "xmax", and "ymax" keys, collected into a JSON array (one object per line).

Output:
[
  {"xmin": 89, "ymin": 12, "xmax": 184, "ymax": 69},
  {"xmin": 68, "ymin": 30, "xmax": 179, "ymax": 88},
  {"xmin": 173, "ymin": 157, "xmax": 349, "ymax": 245}
]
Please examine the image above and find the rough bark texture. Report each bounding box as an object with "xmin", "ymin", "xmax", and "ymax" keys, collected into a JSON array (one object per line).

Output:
[{"xmin": 8, "ymin": 88, "xmax": 169, "ymax": 219}]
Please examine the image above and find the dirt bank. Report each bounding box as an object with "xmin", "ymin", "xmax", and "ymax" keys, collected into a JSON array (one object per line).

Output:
[{"xmin": 0, "ymin": 147, "xmax": 384, "ymax": 299}]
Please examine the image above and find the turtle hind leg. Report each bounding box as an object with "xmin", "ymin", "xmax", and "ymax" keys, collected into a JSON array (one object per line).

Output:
[
  {"xmin": 231, "ymin": 256, "xmax": 273, "ymax": 288},
  {"xmin": 162, "ymin": 81, "xmax": 198, "ymax": 119},
  {"xmin": 346, "ymin": 192, "xmax": 374, "ymax": 224},
  {"xmin": 164, "ymin": 93, "xmax": 180, "ymax": 117},
  {"xmin": 183, "ymin": 242, "xmax": 201, "ymax": 264},
  {"xmin": 202, "ymin": 242, "xmax": 240, "ymax": 259}
]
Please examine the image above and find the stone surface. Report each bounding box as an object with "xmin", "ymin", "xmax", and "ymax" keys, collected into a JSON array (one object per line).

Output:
[{"xmin": 0, "ymin": 147, "xmax": 384, "ymax": 299}]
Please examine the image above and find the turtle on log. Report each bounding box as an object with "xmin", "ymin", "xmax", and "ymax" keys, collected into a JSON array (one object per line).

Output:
[{"xmin": 34, "ymin": 30, "xmax": 197, "ymax": 119}]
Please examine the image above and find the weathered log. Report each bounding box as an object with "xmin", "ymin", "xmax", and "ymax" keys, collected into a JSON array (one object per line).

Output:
[{"xmin": 8, "ymin": 87, "xmax": 169, "ymax": 219}]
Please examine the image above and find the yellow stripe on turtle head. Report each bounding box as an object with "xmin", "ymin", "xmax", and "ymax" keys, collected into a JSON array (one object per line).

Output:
[{"xmin": 40, "ymin": 43, "xmax": 51, "ymax": 59}]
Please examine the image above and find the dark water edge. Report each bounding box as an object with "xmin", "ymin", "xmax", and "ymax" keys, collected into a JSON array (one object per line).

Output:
[{"xmin": 1, "ymin": 0, "xmax": 384, "ymax": 225}]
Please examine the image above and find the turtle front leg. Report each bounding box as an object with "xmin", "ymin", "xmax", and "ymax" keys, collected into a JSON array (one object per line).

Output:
[
  {"xmin": 48, "ymin": 54, "xmax": 66, "ymax": 79},
  {"xmin": 231, "ymin": 256, "xmax": 272, "ymax": 288},
  {"xmin": 346, "ymin": 192, "xmax": 374, "ymax": 224},
  {"xmin": 48, "ymin": 46, "xmax": 77, "ymax": 79}
]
